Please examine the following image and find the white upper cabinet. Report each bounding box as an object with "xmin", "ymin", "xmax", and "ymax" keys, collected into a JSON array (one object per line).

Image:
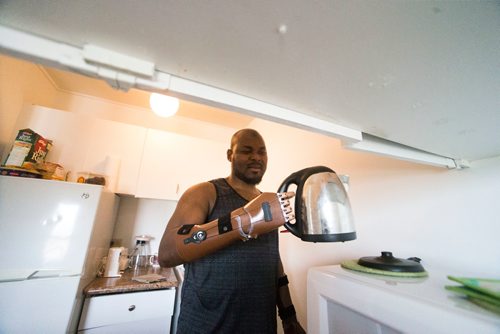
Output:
[
  {"xmin": 9, "ymin": 105, "xmax": 147, "ymax": 195},
  {"xmin": 135, "ymin": 129, "xmax": 228, "ymax": 200},
  {"xmin": 82, "ymin": 120, "xmax": 146, "ymax": 195},
  {"xmin": 8, "ymin": 105, "xmax": 231, "ymax": 199},
  {"xmin": 7, "ymin": 104, "xmax": 91, "ymax": 175}
]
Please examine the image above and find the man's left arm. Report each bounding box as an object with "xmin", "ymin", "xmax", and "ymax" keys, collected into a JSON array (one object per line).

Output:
[{"xmin": 277, "ymin": 259, "xmax": 306, "ymax": 334}]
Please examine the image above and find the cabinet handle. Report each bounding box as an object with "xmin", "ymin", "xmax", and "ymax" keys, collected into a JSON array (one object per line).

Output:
[
  {"xmin": 128, "ymin": 305, "xmax": 136, "ymax": 312},
  {"xmin": 176, "ymin": 183, "xmax": 180, "ymax": 194}
]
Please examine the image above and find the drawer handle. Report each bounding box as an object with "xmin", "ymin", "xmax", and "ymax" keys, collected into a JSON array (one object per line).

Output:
[{"xmin": 128, "ymin": 305, "xmax": 136, "ymax": 312}]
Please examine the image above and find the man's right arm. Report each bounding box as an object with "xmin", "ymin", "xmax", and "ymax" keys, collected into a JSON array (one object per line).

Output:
[
  {"xmin": 158, "ymin": 186, "xmax": 295, "ymax": 268},
  {"xmin": 158, "ymin": 182, "xmax": 215, "ymax": 268}
]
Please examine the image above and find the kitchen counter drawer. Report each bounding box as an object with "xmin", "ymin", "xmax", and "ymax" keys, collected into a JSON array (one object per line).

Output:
[{"xmin": 78, "ymin": 289, "xmax": 175, "ymax": 332}]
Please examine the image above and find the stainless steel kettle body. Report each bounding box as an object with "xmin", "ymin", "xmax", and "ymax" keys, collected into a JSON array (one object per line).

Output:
[{"xmin": 278, "ymin": 166, "xmax": 356, "ymax": 242}]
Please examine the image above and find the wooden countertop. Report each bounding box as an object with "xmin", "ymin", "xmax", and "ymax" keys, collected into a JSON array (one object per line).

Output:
[{"xmin": 83, "ymin": 267, "xmax": 179, "ymax": 297}]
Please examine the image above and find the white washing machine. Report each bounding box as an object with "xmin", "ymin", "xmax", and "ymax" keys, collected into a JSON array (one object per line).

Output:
[{"xmin": 307, "ymin": 265, "xmax": 500, "ymax": 334}]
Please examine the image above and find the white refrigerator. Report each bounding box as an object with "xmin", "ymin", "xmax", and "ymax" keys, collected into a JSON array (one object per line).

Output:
[{"xmin": 0, "ymin": 175, "xmax": 119, "ymax": 333}]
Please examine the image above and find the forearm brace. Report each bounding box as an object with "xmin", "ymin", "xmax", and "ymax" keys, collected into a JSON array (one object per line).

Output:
[{"xmin": 173, "ymin": 192, "xmax": 294, "ymax": 263}]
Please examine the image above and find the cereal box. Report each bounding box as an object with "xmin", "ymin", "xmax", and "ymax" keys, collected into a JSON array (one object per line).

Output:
[{"xmin": 3, "ymin": 128, "xmax": 52, "ymax": 170}]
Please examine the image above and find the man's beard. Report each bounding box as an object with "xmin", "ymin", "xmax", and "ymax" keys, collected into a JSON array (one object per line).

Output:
[{"xmin": 234, "ymin": 167, "xmax": 263, "ymax": 185}]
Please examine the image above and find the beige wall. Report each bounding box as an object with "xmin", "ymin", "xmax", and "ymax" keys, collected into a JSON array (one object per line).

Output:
[{"xmin": 0, "ymin": 55, "xmax": 59, "ymax": 158}]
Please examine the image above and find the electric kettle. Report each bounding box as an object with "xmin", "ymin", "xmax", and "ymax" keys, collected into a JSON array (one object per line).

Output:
[{"xmin": 278, "ymin": 166, "xmax": 356, "ymax": 242}]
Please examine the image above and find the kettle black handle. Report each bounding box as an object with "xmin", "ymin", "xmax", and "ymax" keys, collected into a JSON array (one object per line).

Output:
[
  {"xmin": 278, "ymin": 171, "xmax": 302, "ymax": 238},
  {"xmin": 278, "ymin": 166, "xmax": 336, "ymax": 238}
]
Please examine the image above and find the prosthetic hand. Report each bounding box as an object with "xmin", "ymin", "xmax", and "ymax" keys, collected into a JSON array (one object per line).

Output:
[{"xmin": 173, "ymin": 192, "xmax": 295, "ymax": 263}]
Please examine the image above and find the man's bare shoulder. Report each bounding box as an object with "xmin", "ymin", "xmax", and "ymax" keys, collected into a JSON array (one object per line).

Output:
[
  {"xmin": 184, "ymin": 181, "xmax": 215, "ymax": 195},
  {"xmin": 167, "ymin": 181, "xmax": 217, "ymax": 228},
  {"xmin": 178, "ymin": 181, "xmax": 217, "ymax": 204}
]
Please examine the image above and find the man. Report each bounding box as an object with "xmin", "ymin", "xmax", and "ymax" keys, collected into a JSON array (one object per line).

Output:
[{"xmin": 159, "ymin": 129, "xmax": 305, "ymax": 334}]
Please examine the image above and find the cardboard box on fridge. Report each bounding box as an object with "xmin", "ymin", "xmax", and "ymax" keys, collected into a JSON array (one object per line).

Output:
[
  {"xmin": 37, "ymin": 162, "xmax": 66, "ymax": 181},
  {"xmin": 2, "ymin": 128, "xmax": 52, "ymax": 170}
]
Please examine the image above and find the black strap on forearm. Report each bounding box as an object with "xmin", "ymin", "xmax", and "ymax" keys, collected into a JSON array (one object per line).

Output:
[
  {"xmin": 278, "ymin": 305, "xmax": 296, "ymax": 320},
  {"xmin": 218, "ymin": 213, "xmax": 233, "ymax": 234},
  {"xmin": 277, "ymin": 274, "xmax": 289, "ymax": 287}
]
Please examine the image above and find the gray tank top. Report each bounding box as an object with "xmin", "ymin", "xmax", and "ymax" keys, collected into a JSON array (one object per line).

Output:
[{"xmin": 176, "ymin": 178, "xmax": 279, "ymax": 334}]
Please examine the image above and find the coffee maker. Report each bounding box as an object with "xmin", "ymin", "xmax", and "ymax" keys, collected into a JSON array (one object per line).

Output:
[{"xmin": 130, "ymin": 235, "xmax": 152, "ymax": 270}]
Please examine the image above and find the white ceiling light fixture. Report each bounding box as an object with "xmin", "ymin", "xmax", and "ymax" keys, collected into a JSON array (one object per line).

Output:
[{"xmin": 149, "ymin": 92, "xmax": 179, "ymax": 117}]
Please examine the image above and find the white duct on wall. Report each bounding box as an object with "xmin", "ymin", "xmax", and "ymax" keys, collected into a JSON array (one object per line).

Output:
[
  {"xmin": 0, "ymin": 24, "xmax": 468, "ymax": 169},
  {"xmin": 343, "ymin": 134, "xmax": 469, "ymax": 169},
  {"xmin": 0, "ymin": 24, "xmax": 361, "ymax": 143},
  {"xmin": 0, "ymin": 25, "xmax": 171, "ymax": 92}
]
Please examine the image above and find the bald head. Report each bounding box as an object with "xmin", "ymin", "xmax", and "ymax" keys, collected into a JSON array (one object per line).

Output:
[
  {"xmin": 230, "ymin": 129, "xmax": 264, "ymax": 151},
  {"xmin": 227, "ymin": 129, "xmax": 267, "ymax": 185}
]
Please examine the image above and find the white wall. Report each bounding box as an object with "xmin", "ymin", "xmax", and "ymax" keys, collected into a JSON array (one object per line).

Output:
[
  {"xmin": 283, "ymin": 150, "xmax": 500, "ymax": 329},
  {"xmin": 111, "ymin": 197, "xmax": 177, "ymax": 255},
  {"xmin": 246, "ymin": 118, "xmax": 500, "ymax": 328}
]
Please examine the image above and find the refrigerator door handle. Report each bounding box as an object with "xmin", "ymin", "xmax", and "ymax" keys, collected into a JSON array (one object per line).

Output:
[{"xmin": 27, "ymin": 270, "xmax": 81, "ymax": 280}]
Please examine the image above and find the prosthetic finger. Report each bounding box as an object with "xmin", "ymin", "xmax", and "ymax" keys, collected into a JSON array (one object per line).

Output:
[{"xmin": 174, "ymin": 192, "xmax": 295, "ymax": 263}]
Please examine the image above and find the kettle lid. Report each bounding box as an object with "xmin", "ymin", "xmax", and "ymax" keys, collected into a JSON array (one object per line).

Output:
[{"xmin": 358, "ymin": 251, "xmax": 425, "ymax": 273}]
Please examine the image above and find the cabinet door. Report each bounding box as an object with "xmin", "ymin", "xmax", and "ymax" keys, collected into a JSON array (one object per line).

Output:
[
  {"xmin": 136, "ymin": 129, "xmax": 227, "ymax": 200},
  {"xmin": 83, "ymin": 119, "xmax": 147, "ymax": 195},
  {"xmin": 78, "ymin": 289, "xmax": 176, "ymax": 332}
]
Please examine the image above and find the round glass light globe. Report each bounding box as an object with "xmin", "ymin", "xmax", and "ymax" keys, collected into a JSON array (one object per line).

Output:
[{"xmin": 149, "ymin": 93, "xmax": 180, "ymax": 117}]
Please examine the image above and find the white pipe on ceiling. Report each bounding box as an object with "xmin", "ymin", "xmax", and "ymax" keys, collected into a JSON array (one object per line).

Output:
[{"xmin": 0, "ymin": 24, "xmax": 468, "ymax": 169}]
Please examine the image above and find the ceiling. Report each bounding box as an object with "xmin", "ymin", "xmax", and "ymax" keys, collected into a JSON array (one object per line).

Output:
[
  {"xmin": 1, "ymin": 1, "xmax": 499, "ymax": 161},
  {"xmin": 40, "ymin": 65, "xmax": 253, "ymax": 130}
]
